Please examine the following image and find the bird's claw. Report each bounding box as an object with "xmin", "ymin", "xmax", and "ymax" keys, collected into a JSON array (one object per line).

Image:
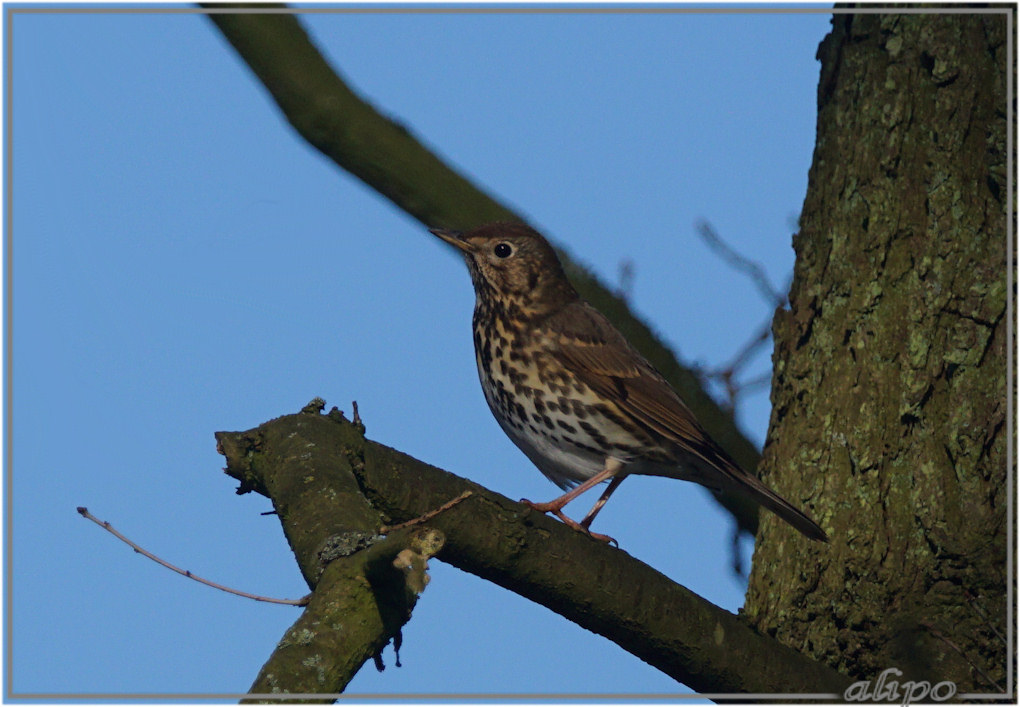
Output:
[{"xmin": 521, "ymin": 498, "xmax": 618, "ymax": 545}]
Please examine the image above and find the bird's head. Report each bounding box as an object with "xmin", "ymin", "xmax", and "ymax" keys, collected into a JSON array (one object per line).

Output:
[{"xmin": 430, "ymin": 223, "xmax": 578, "ymax": 311}]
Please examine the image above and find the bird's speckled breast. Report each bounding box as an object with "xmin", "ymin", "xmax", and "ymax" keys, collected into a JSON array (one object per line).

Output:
[{"xmin": 472, "ymin": 301, "xmax": 658, "ymax": 489}]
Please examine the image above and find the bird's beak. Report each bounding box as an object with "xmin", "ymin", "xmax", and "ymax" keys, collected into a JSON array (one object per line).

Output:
[{"xmin": 429, "ymin": 227, "xmax": 472, "ymax": 253}]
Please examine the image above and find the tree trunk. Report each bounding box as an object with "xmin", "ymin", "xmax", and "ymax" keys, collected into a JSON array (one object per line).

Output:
[{"xmin": 745, "ymin": 10, "xmax": 1010, "ymax": 696}]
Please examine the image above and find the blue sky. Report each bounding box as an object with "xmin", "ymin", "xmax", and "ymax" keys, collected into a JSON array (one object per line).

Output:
[{"xmin": 8, "ymin": 5, "xmax": 833, "ymax": 698}]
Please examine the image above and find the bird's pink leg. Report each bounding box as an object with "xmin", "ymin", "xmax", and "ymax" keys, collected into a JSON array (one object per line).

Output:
[
  {"xmin": 579, "ymin": 475, "xmax": 626, "ymax": 530},
  {"xmin": 522, "ymin": 458, "xmax": 623, "ymax": 543}
]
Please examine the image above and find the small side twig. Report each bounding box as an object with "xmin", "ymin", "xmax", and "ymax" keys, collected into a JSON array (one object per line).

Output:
[
  {"xmin": 76, "ymin": 506, "xmax": 308, "ymax": 606},
  {"xmin": 379, "ymin": 491, "xmax": 473, "ymax": 534},
  {"xmin": 617, "ymin": 259, "xmax": 635, "ymax": 301},
  {"xmin": 351, "ymin": 399, "xmax": 366, "ymax": 435},
  {"xmin": 695, "ymin": 220, "xmax": 786, "ymax": 306},
  {"xmin": 963, "ymin": 589, "xmax": 1008, "ymax": 644},
  {"xmin": 920, "ymin": 620, "xmax": 1003, "ymax": 691},
  {"xmin": 703, "ymin": 318, "xmax": 775, "ymax": 411},
  {"xmin": 694, "ymin": 221, "xmax": 792, "ymax": 410}
]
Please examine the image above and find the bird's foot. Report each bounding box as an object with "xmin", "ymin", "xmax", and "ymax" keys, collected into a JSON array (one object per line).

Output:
[
  {"xmin": 521, "ymin": 498, "xmax": 617, "ymax": 545},
  {"xmin": 520, "ymin": 497, "xmax": 564, "ymax": 515}
]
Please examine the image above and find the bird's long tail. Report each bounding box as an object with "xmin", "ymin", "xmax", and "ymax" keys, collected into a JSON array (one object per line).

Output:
[{"xmin": 735, "ymin": 472, "xmax": 829, "ymax": 542}]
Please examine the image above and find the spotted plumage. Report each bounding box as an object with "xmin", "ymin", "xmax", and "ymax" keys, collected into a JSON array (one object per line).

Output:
[{"xmin": 431, "ymin": 222, "xmax": 828, "ymax": 543}]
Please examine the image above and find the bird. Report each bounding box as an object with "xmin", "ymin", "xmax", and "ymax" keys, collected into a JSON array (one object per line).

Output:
[{"xmin": 430, "ymin": 222, "xmax": 828, "ymax": 544}]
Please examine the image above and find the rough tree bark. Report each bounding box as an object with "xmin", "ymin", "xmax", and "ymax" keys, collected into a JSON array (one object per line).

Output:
[
  {"xmin": 744, "ymin": 10, "xmax": 1011, "ymax": 698},
  {"xmin": 216, "ymin": 401, "xmax": 851, "ymax": 698},
  {"xmin": 215, "ymin": 401, "xmax": 446, "ymax": 699}
]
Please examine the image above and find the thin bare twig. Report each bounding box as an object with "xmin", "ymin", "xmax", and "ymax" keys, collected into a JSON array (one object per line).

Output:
[
  {"xmin": 737, "ymin": 371, "xmax": 773, "ymax": 394},
  {"xmin": 964, "ymin": 590, "xmax": 1008, "ymax": 644},
  {"xmin": 379, "ymin": 491, "xmax": 473, "ymax": 533},
  {"xmin": 617, "ymin": 259, "xmax": 635, "ymax": 302},
  {"xmin": 76, "ymin": 506, "xmax": 308, "ymax": 607},
  {"xmin": 700, "ymin": 317, "xmax": 774, "ymax": 412},
  {"xmin": 920, "ymin": 620, "xmax": 1004, "ymax": 691},
  {"xmin": 723, "ymin": 318, "xmax": 773, "ymax": 374},
  {"xmin": 695, "ymin": 220, "xmax": 786, "ymax": 306},
  {"xmin": 695, "ymin": 222, "xmax": 792, "ymax": 410}
]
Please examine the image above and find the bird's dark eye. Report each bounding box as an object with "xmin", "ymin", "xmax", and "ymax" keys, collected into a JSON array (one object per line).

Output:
[{"xmin": 493, "ymin": 242, "xmax": 513, "ymax": 258}]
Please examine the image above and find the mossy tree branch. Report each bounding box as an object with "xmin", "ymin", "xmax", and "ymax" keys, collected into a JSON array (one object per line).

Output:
[
  {"xmin": 201, "ymin": 5, "xmax": 765, "ymax": 537},
  {"xmin": 216, "ymin": 402, "xmax": 852, "ymax": 699},
  {"xmin": 215, "ymin": 401, "xmax": 444, "ymax": 700}
]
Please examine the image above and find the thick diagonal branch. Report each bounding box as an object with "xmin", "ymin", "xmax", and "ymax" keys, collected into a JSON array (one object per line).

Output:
[
  {"xmin": 215, "ymin": 401, "xmax": 443, "ymax": 700},
  {"xmin": 202, "ymin": 6, "xmax": 766, "ymax": 537},
  {"xmin": 216, "ymin": 403, "xmax": 852, "ymax": 697}
]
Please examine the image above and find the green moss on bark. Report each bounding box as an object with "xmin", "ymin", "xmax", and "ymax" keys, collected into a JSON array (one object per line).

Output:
[{"xmin": 745, "ymin": 12, "xmax": 1009, "ymax": 693}]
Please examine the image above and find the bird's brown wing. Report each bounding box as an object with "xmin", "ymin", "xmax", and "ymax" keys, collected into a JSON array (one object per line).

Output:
[
  {"xmin": 544, "ymin": 302, "xmax": 730, "ymax": 475},
  {"xmin": 546, "ymin": 302, "xmax": 829, "ymax": 542}
]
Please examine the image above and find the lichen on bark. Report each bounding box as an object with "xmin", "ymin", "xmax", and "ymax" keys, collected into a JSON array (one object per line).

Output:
[{"xmin": 745, "ymin": 11, "xmax": 1010, "ymax": 694}]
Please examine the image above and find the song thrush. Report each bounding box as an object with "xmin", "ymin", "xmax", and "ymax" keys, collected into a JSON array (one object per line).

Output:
[{"xmin": 430, "ymin": 222, "xmax": 828, "ymax": 543}]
